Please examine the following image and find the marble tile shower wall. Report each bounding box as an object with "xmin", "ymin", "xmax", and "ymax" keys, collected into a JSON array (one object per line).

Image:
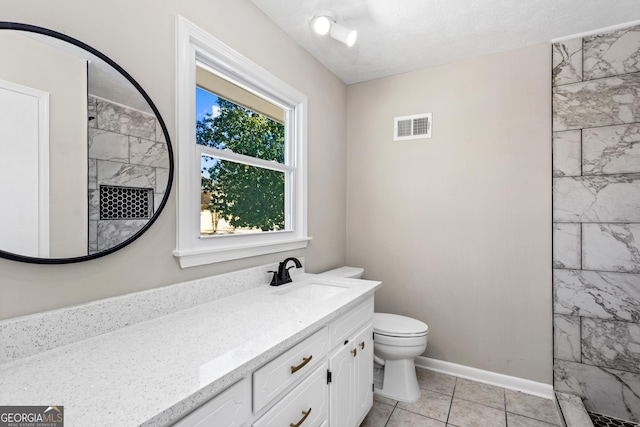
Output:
[
  {"xmin": 552, "ymin": 25, "xmax": 640, "ymax": 423},
  {"xmin": 87, "ymin": 95, "xmax": 169, "ymax": 254}
]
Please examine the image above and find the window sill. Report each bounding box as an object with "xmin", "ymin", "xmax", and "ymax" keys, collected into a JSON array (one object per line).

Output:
[{"xmin": 173, "ymin": 236, "xmax": 311, "ymax": 268}]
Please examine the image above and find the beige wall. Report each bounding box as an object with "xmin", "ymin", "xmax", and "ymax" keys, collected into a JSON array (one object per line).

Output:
[
  {"xmin": 0, "ymin": 0, "xmax": 348, "ymax": 319},
  {"xmin": 346, "ymin": 44, "xmax": 553, "ymax": 383}
]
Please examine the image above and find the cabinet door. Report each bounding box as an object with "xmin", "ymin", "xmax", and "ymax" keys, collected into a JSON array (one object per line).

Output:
[
  {"xmin": 328, "ymin": 341, "xmax": 355, "ymax": 427},
  {"xmin": 253, "ymin": 363, "xmax": 328, "ymax": 427},
  {"xmin": 354, "ymin": 323, "xmax": 374, "ymax": 424},
  {"xmin": 253, "ymin": 328, "xmax": 329, "ymax": 412}
]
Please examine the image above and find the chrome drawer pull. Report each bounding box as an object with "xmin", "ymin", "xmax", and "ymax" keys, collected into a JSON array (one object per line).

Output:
[
  {"xmin": 290, "ymin": 355, "xmax": 312, "ymax": 374},
  {"xmin": 290, "ymin": 408, "xmax": 311, "ymax": 427}
]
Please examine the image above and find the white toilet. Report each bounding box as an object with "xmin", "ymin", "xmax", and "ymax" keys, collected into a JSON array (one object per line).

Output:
[{"xmin": 321, "ymin": 266, "xmax": 429, "ymax": 403}]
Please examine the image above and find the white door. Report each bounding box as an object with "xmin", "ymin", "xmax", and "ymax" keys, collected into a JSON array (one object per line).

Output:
[
  {"xmin": 0, "ymin": 79, "xmax": 49, "ymax": 257},
  {"xmin": 329, "ymin": 340, "xmax": 356, "ymax": 427},
  {"xmin": 354, "ymin": 323, "xmax": 374, "ymax": 423}
]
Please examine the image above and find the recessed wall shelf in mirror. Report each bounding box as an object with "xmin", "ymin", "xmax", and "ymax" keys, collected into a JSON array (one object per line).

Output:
[{"xmin": 0, "ymin": 22, "xmax": 173, "ymax": 264}]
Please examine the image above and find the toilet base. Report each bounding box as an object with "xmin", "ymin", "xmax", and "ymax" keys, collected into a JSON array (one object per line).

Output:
[{"xmin": 375, "ymin": 358, "xmax": 421, "ymax": 403}]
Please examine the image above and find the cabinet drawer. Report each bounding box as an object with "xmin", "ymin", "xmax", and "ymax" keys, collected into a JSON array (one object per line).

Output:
[
  {"xmin": 253, "ymin": 363, "xmax": 328, "ymax": 427},
  {"xmin": 173, "ymin": 378, "xmax": 250, "ymax": 427},
  {"xmin": 253, "ymin": 327, "xmax": 329, "ymax": 412},
  {"xmin": 329, "ymin": 297, "xmax": 373, "ymax": 348}
]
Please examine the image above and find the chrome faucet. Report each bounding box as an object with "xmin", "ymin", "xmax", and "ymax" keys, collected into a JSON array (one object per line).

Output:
[{"xmin": 269, "ymin": 257, "xmax": 302, "ymax": 286}]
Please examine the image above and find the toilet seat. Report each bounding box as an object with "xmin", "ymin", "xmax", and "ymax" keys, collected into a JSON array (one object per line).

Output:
[{"xmin": 374, "ymin": 313, "xmax": 428, "ymax": 338}]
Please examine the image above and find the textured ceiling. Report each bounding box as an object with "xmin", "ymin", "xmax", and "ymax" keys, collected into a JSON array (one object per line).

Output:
[{"xmin": 250, "ymin": 0, "xmax": 640, "ymax": 84}]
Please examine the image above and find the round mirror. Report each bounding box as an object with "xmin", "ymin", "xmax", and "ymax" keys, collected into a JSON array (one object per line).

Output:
[{"xmin": 0, "ymin": 22, "xmax": 173, "ymax": 264}]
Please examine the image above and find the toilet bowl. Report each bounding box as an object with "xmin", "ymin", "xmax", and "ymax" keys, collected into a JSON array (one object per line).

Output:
[
  {"xmin": 373, "ymin": 313, "xmax": 428, "ymax": 402},
  {"xmin": 321, "ymin": 266, "xmax": 430, "ymax": 403}
]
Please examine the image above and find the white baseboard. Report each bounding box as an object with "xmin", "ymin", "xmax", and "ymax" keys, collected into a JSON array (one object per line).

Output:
[{"xmin": 415, "ymin": 356, "xmax": 554, "ymax": 400}]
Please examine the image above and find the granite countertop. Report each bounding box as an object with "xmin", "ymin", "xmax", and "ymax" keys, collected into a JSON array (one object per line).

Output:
[{"xmin": 0, "ymin": 274, "xmax": 380, "ymax": 426}]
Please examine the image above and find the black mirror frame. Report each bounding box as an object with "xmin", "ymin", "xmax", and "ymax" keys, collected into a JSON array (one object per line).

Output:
[{"xmin": 0, "ymin": 22, "xmax": 174, "ymax": 264}]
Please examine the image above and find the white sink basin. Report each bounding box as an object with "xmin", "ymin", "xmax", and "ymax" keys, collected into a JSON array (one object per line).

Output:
[{"xmin": 277, "ymin": 282, "xmax": 348, "ymax": 301}]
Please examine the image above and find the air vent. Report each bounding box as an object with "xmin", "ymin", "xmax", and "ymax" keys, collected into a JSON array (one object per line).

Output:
[{"xmin": 394, "ymin": 113, "xmax": 432, "ymax": 141}]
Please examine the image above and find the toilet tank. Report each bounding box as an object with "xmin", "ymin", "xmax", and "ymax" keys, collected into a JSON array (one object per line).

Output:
[{"xmin": 320, "ymin": 266, "xmax": 364, "ymax": 279}]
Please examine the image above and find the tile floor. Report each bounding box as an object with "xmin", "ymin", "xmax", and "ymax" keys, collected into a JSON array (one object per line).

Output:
[{"xmin": 361, "ymin": 368, "xmax": 563, "ymax": 427}]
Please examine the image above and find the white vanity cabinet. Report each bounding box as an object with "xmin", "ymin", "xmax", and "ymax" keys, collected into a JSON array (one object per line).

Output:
[
  {"xmin": 172, "ymin": 296, "xmax": 375, "ymax": 427},
  {"xmin": 253, "ymin": 363, "xmax": 328, "ymax": 427},
  {"xmin": 327, "ymin": 297, "xmax": 374, "ymax": 427},
  {"xmin": 253, "ymin": 328, "xmax": 329, "ymax": 412}
]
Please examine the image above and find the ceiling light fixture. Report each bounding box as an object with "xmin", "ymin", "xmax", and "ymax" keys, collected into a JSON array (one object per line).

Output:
[
  {"xmin": 312, "ymin": 15, "xmax": 332, "ymax": 36},
  {"xmin": 330, "ymin": 22, "xmax": 358, "ymax": 47},
  {"xmin": 312, "ymin": 14, "xmax": 358, "ymax": 47}
]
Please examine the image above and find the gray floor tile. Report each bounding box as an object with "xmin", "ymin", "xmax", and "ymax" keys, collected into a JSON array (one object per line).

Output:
[
  {"xmin": 386, "ymin": 408, "xmax": 446, "ymax": 427},
  {"xmin": 360, "ymin": 402, "xmax": 394, "ymax": 427},
  {"xmin": 507, "ymin": 412, "xmax": 561, "ymax": 426},
  {"xmin": 505, "ymin": 390, "xmax": 562, "ymax": 426},
  {"xmin": 448, "ymin": 398, "xmax": 507, "ymax": 427},
  {"xmin": 398, "ymin": 389, "xmax": 452, "ymax": 422},
  {"xmin": 416, "ymin": 368, "xmax": 457, "ymax": 395},
  {"xmin": 374, "ymin": 393, "xmax": 398, "ymax": 407},
  {"xmin": 454, "ymin": 378, "xmax": 505, "ymax": 410},
  {"xmin": 362, "ymin": 371, "xmax": 564, "ymax": 427}
]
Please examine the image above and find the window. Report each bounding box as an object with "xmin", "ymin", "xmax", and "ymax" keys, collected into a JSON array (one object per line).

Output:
[
  {"xmin": 196, "ymin": 73, "xmax": 286, "ymax": 236},
  {"xmin": 174, "ymin": 16, "xmax": 309, "ymax": 268}
]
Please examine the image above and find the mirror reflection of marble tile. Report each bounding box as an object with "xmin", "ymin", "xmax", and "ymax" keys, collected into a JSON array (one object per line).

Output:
[
  {"xmin": 88, "ymin": 220, "xmax": 98, "ymax": 254},
  {"xmin": 97, "ymin": 160, "xmax": 155, "ymax": 189},
  {"xmin": 155, "ymin": 119, "xmax": 166, "ymax": 143},
  {"xmin": 154, "ymin": 193, "xmax": 162, "ymax": 213},
  {"xmin": 583, "ymin": 124, "xmax": 640, "ymax": 175},
  {"xmin": 88, "ymin": 96, "xmax": 96, "ymax": 129},
  {"xmin": 553, "ymin": 269, "xmax": 640, "ymax": 322},
  {"xmin": 584, "ymin": 25, "xmax": 640, "ymax": 80},
  {"xmin": 129, "ymin": 136, "xmax": 170, "ymax": 168},
  {"xmin": 89, "ymin": 128, "xmax": 129, "ymax": 162},
  {"xmin": 155, "ymin": 167, "xmax": 170, "ymax": 194},
  {"xmin": 88, "ymin": 220, "xmax": 99, "ymax": 255},
  {"xmin": 97, "ymin": 220, "xmax": 147, "ymax": 251},
  {"xmin": 553, "ymin": 38, "xmax": 583, "ymax": 86},
  {"xmin": 95, "ymin": 98, "xmax": 156, "ymax": 140},
  {"xmin": 88, "ymin": 189, "xmax": 100, "ymax": 221},
  {"xmin": 88, "ymin": 159, "xmax": 97, "ymax": 190},
  {"xmin": 87, "ymin": 95, "xmax": 170, "ymax": 254}
]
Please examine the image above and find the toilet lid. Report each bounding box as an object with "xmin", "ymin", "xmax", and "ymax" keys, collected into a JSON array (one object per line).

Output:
[{"xmin": 374, "ymin": 313, "xmax": 428, "ymax": 337}]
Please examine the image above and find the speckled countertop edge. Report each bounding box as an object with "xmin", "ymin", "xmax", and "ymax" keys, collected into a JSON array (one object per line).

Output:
[
  {"xmin": 0, "ymin": 274, "xmax": 381, "ymax": 427},
  {"xmin": 0, "ymin": 261, "xmax": 285, "ymax": 364}
]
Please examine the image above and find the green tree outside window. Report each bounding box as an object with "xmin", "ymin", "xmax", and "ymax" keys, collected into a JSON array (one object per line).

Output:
[{"xmin": 197, "ymin": 97, "xmax": 285, "ymax": 233}]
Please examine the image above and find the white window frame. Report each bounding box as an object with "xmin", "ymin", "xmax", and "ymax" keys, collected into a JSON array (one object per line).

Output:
[{"xmin": 174, "ymin": 16, "xmax": 309, "ymax": 268}]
